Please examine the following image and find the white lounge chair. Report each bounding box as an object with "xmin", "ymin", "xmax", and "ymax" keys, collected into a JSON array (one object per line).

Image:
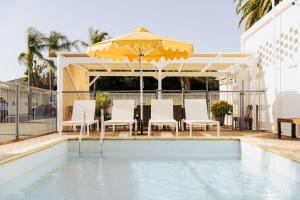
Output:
[
  {"xmin": 103, "ymin": 100, "xmax": 137, "ymax": 136},
  {"xmin": 183, "ymin": 99, "xmax": 220, "ymax": 136},
  {"xmin": 60, "ymin": 100, "xmax": 99, "ymax": 135},
  {"xmin": 148, "ymin": 99, "xmax": 178, "ymax": 137}
]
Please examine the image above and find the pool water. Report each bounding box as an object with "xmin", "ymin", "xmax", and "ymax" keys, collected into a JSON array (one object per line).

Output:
[{"xmin": 1, "ymin": 155, "xmax": 300, "ymax": 200}]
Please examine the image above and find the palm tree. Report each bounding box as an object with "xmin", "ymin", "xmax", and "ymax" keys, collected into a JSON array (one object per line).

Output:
[
  {"xmin": 44, "ymin": 31, "xmax": 80, "ymax": 92},
  {"xmin": 18, "ymin": 27, "xmax": 47, "ymax": 87},
  {"xmin": 46, "ymin": 31, "xmax": 80, "ymax": 57},
  {"xmin": 235, "ymin": 0, "xmax": 283, "ymax": 30},
  {"xmin": 81, "ymin": 27, "xmax": 109, "ymax": 91},
  {"xmin": 29, "ymin": 61, "xmax": 48, "ymax": 88},
  {"xmin": 18, "ymin": 27, "xmax": 47, "ymax": 116},
  {"xmin": 81, "ymin": 27, "xmax": 109, "ymax": 46}
]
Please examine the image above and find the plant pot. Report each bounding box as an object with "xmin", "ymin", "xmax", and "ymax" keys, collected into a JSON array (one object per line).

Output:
[{"xmin": 216, "ymin": 115, "xmax": 225, "ymax": 126}]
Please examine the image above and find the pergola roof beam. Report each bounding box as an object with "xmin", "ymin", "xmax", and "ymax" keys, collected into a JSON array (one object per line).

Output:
[
  {"xmin": 103, "ymin": 65, "xmax": 111, "ymax": 72},
  {"xmin": 59, "ymin": 54, "xmax": 255, "ymax": 69},
  {"xmin": 73, "ymin": 64, "xmax": 89, "ymax": 72},
  {"xmin": 88, "ymin": 71, "xmax": 158, "ymax": 77},
  {"xmin": 201, "ymin": 64, "xmax": 212, "ymax": 72},
  {"xmin": 88, "ymin": 71, "xmax": 228, "ymax": 78},
  {"xmin": 178, "ymin": 64, "xmax": 185, "ymax": 72},
  {"xmin": 89, "ymin": 76, "xmax": 100, "ymax": 87},
  {"xmin": 127, "ymin": 64, "xmax": 135, "ymax": 72}
]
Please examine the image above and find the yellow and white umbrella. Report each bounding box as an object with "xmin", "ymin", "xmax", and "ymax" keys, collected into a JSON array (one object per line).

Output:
[{"xmin": 87, "ymin": 27, "xmax": 194, "ymax": 134}]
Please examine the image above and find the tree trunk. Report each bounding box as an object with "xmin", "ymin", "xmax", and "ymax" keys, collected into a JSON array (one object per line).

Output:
[
  {"xmin": 27, "ymin": 52, "xmax": 33, "ymax": 119},
  {"xmin": 180, "ymin": 77, "xmax": 190, "ymax": 90}
]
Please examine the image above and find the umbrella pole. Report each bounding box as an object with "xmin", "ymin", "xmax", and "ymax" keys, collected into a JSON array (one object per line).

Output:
[{"xmin": 139, "ymin": 55, "xmax": 144, "ymax": 135}]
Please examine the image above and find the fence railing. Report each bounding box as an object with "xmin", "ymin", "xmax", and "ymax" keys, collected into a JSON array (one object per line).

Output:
[
  {"xmin": 0, "ymin": 81, "xmax": 57, "ymax": 144},
  {"xmin": 62, "ymin": 89, "xmax": 266, "ymax": 131},
  {"xmin": 0, "ymin": 81, "xmax": 266, "ymax": 143}
]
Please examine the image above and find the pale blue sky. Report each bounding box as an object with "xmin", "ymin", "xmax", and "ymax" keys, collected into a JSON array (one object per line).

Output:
[{"xmin": 0, "ymin": 0, "xmax": 243, "ymax": 81}]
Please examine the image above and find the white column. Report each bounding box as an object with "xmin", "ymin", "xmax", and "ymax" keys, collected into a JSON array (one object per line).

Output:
[
  {"xmin": 158, "ymin": 70, "xmax": 162, "ymax": 99},
  {"xmin": 57, "ymin": 54, "xmax": 65, "ymax": 134}
]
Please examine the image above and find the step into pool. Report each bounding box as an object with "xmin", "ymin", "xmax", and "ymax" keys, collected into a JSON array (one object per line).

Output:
[{"xmin": 0, "ymin": 139, "xmax": 300, "ymax": 200}]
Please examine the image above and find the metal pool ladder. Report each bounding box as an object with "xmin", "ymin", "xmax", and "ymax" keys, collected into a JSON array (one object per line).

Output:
[
  {"xmin": 78, "ymin": 109, "xmax": 104, "ymax": 155},
  {"xmin": 78, "ymin": 111, "xmax": 86, "ymax": 153},
  {"xmin": 100, "ymin": 109, "xmax": 104, "ymax": 155}
]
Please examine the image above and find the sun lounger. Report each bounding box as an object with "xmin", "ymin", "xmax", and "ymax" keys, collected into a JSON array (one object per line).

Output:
[
  {"xmin": 60, "ymin": 100, "xmax": 99, "ymax": 135},
  {"xmin": 103, "ymin": 100, "xmax": 137, "ymax": 136},
  {"xmin": 183, "ymin": 99, "xmax": 220, "ymax": 136},
  {"xmin": 148, "ymin": 99, "xmax": 178, "ymax": 136}
]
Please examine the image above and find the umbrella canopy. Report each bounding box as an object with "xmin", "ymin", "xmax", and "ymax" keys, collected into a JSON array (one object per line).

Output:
[
  {"xmin": 87, "ymin": 27, "xmax": 194, "ymax": 135},
  {"xmin": 87, "ymin": 27, "xmax": 194, "ymax": 62}
]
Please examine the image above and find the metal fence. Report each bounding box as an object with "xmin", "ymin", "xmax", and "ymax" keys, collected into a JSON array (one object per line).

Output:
[
  {"xmin": 62, "ymin": 89, "xmax": 266, "ymax": 131},
  {"xmin": 0, "ymin": 81, "xmax": 57, "ymax": 144}
]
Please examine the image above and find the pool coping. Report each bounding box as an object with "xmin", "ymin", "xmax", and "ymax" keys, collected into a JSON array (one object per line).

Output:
[
  {"xmin": 240, "ymin": 138, "xmax": 300, "ymax": 165},
  {"xmin": 69, "ymin": 136, "xmax": 241, "ymax": 141},
  {"xmin": 0, "ymin": 138, "xmax": 69, "ymax": 165},
  {"xmin": 1, "ymin": 135, "xmax": 300, "ymax": 166}
]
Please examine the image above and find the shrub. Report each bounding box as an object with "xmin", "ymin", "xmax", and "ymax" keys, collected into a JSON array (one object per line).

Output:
[
  {"xmin": 210, "ymin": 101, "xmax": 232, "ymax": 125},
  {"xmin": 95, "ymin": 92, "xmax": 111, "ymax": 115}
]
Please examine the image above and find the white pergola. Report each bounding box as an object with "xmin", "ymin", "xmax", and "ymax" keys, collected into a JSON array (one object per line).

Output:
[{"xmin": 56, "ymin": 52, "xmax": 258, "ymax": 132}]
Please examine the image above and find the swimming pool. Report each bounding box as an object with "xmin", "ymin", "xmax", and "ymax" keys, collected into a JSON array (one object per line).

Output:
[{"xmin": 1, "ymin": 139, "xmax": 300, "ymax": 200}]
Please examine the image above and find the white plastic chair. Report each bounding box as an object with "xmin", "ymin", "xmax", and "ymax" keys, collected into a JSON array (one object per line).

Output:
[
  {"xmin": 103, "ymin": 100, "xmax": 137, "ymax": 136},
  {"xmin": 183, "ymin": 99, "xmax": 220, "ymax": 136},
  {"xmin": 148, "ymin": 99, "xmax": 178, "ymax": 136},
  {"xmin": 60, "ymin": 100, "xmax": 99, "ymax": 136}
]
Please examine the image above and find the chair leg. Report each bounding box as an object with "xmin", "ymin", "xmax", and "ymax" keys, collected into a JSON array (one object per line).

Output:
[
  {"xmin": 204, "ymin": 124, "xmax": 207, "ymax": 131},
  {"xmin": 112, "ymin": 124, "xmax": 115, "ymax": 132},
  {"xmin": 96, "ymin": 121, "xmax": 99, "ymax": 132},
  {"xmin": 148, "ymin": 122, "xmax": 151, "ymax": 136},
  {"xmin": 176, "ymin": 123, "xmax": 179, "ymax": 137},
  {"xmin": 189, "ymin": 124, "xmax": 192, "ymax": 137},
  {"xmin": 59, "ymin": 125, "xmax": 63, "ymax": 135},
  {"xmin": 135, "ymin": 120, "xmax": 137, "ymax": 132},
  {"xmin": 87, "ymin": 125, "xmax": 90, "ymax": 136},
  {"xmin": 129, "ymin": 123, "xmax": 132, "ymax": 136},
  {"xmin": 181, "ymin": 120, "xmax": 183, "ymax": 131}
]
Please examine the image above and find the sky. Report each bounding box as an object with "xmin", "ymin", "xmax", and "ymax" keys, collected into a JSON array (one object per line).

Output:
[{"xmin": 0, "ymin": 0, "xmax": 243, "ymax": 81}]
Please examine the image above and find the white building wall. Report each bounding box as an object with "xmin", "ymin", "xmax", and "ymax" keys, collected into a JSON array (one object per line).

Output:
[{"xmin": 241, "ymin": 0, "xmax": 300, "ymax": 135}]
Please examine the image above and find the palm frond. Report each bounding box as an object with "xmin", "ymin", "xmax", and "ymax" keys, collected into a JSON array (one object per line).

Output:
[
  {"xmin": 80, "ymin": 41, "xmax": 88, "ymax": 48},
  {"xmin": 45, "ymin": 31, "xmax": 81, "ymax": 53},
  {"xmin": 44, "ymin": 59, "xmax": 56, "ymax": 71},
  {"xmin": 18, "ymin": 53, "xmax": 28, "ymax": 65},
  {"xmin": 235, "ymin": 0, "xmax": 283, "ymax": 30},
  {"xmin": 87, "ymin": 26, "xmax": 110, "ymax": 45}
]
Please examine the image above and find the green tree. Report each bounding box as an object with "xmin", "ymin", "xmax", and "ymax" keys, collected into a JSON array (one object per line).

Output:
[
  {"xmin": 29, "ymin": 61, "xmax": 48, "ymax": 88},
  {"xmin": 44, "ymin": 31, "xmax": 80, "ymax": 91},
  {"xmin": 235, "ymin": 0, "xmax": 283, "ymax": 30},
  {"xmin": 81, "ymin": 27, "xmax": 109, "ymax": 46},
  {"xmin": 82, "ymin": 27, "xmax": 109, "ymax": 91},
  {"xmin": 46, "ymin": 31, "xmax": 80, "ymax": 57},
  {"xmin": 18, "ymin": 27, "xmax": 48, "ymax": 115},
  {"xmin": 18, "ymin": 27, "xmax": 47, "ymax": 87}
]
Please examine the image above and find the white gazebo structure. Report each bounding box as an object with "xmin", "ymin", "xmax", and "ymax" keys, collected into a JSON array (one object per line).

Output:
[{"xmin": 57, "ymin": 52, "xmax": 259, "ymax": 132}]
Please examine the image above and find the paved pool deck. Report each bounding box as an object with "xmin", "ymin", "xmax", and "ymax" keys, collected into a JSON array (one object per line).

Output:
[{"xmin": 0, "ymin": 131, "xmax": 300, "ymax": 165}]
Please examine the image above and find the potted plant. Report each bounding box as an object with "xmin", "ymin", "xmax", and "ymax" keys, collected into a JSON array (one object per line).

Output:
[
  {"xmin": 210, "ymin": 100, "xmax": 232, "ymax": 126},
  {"xmin": 95, "ymin": 92, "xmax": 111, "ymax": 120}
]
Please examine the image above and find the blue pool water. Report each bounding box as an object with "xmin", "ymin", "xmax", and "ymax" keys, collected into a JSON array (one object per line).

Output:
[{"xmin": 1, "ymin": 155, "xmax": 300, "ymax": 200}]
